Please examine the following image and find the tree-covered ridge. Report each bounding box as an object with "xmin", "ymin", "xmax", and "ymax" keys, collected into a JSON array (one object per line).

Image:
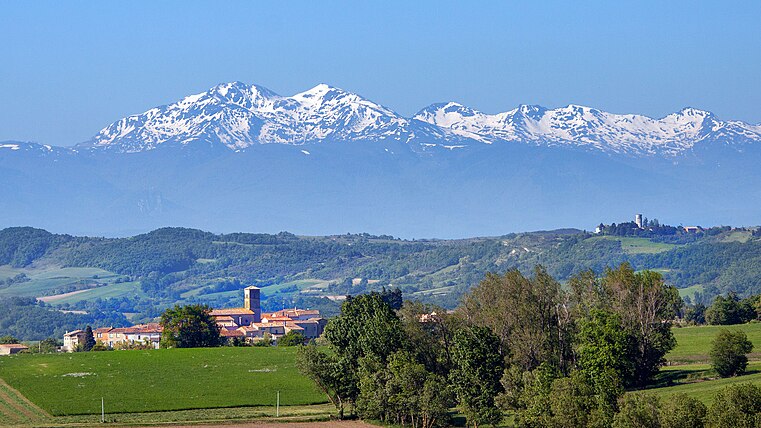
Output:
[{"xmin": 1, "ymin": 226, "xmax": 761, "ymax": 328}]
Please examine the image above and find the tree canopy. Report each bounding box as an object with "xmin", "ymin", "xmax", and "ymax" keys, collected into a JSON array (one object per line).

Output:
[{"xmin": 159, "ymin": 304, "xmax": 222, "ymax": 348}]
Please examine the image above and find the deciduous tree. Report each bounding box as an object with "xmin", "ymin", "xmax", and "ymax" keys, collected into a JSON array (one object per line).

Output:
[
  {"xmin": 159, "ymin": 304, "xmax": 221, "ymax": 348},
  {"xmin": 710, "ymin": 329, "xmax": 754, "ymax": 377},
  {"xmin": 450, "ymin": 325, "xmax": 504, "ymax": 428}
]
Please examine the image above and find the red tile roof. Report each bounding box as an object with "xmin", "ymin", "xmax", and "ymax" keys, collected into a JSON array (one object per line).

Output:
[
  {"xmin": 211, "ymin": 308, "xmax": 255, "ymax": 316},
  {"xmin": 0, "ymin": 344, "xmax": 28, "ymax": 350}
]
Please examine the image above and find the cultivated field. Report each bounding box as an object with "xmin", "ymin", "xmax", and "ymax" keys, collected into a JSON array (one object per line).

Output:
[
  {"xmin": 0, "ymin": 265, "xmax": 137, "ymax": 301},
  {"xmin": 0, "ymin": 347, "xmax": 327, "ymax": 416}
]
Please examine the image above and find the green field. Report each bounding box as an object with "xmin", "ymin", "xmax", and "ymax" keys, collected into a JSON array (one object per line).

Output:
[
  {"xmin": 647, "ymin": 362, "xmax": 761, "ymax": 405},
  {"xmin": 586, "ymin": 236, "xmax": 677, "ymax": 254},
  {"xmin": 677, "ymin": 284, "xmax": 704, "ymax": 300},
  {"xmin": 44, "ymin": 281, "xmax": 145, "ymax": 305},
  {"xmin": 0, "ymin": 265, "xmax": 129, "ymax": 300},
  {"xmin": 0, "ymin": 347, "xmax": 327, "ymax": 416},
  {"xmin": 668, "ymin": 323, "xmax": 761, "ymax": 363}
]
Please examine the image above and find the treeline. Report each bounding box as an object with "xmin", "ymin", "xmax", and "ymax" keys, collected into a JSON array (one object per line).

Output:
[
  {"xmin": 3, "ymin": 226, "xmax": 761, "ymax": 324},
  {"xmin": 684, "ymin": 292, "xmax": 761, "ymax": 326},
  {"xmin": 297, "ymin": 263, "xmax": 691, "ymax": 427}
]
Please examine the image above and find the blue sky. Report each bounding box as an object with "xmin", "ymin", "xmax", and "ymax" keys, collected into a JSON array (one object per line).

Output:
[{"xmin": 2, "ymin": 1, "xmax": 760, "ymax": 146}]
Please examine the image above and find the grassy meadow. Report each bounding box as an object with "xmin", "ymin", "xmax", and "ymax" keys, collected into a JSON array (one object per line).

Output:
[
  {"xmin": 586, "ymin": 236, "xmax": 677, "ymax": 254},
  {"xmin": 649, "ymin": 362, "xmax": 761, "ymax": 405},
  {"xmin": 639, "ymin": 322, "xmax": 761, "ymax": 404},
  {"xmin": 0, "ymin": 346, "xmax": 327, "ymax": 416},
  {"xmin": 667, "ymin": 322, "xmax": 761, "ymax": 363}
]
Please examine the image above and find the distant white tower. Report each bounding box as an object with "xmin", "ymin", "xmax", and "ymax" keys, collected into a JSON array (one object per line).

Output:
[
  {"xmin": 244, "ymin": 286, "xmax": 261, "ymax": 323},
  {"xmin": 635, "ymin": 214, "xmax": 643, "ymax": 229}
]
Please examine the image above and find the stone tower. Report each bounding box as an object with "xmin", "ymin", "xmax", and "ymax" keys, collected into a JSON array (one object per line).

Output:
[
  {"xmin": 635, "ymin": 213, "xmax": 643, "ymax": 229},
  {"xmin": 244, "ymin": 286, "xmax": 261, "ymax": 322}
]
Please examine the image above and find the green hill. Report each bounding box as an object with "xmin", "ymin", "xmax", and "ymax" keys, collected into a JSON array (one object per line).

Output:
[{"xmin": 3, "ymin": 225, "xmax": 761, "ymax": 339}]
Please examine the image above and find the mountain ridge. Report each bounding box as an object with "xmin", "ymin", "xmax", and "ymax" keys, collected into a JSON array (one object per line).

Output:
[{"xmin": 5, "ymin": 81, "xmax": 749, "ymax": 157}]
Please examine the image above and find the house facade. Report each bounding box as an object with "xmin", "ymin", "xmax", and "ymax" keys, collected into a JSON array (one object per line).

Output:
[
  {"xmin": 95, "ymin": 324, "xmax": 163, "ymax": 349},
  {"xmin": 63, "ymin": 330, "xmax": 86, "ymax": 352}
]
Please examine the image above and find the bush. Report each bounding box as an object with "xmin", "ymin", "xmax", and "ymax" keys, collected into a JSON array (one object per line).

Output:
[
  {"xmin": 710, "ymin": 329, "xmax": 754, "ymax": 377},
  {"xmin": 277, "ymin": 331, "xmax": 306, "ymax": 346},
  {"xmin": 612, "ymin": 393, "xmax": 661, "ymax": 428},
  {"xmin": 659, "ymin": 393, "xmax": 706, "ymax": 428},
  {"xmin": 706, "ymin": 383, "xmax": 761, "ymax": 428}
]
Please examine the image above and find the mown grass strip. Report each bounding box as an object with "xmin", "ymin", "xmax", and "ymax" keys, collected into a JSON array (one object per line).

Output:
[{"xmin": 0, "ymin": 379, "xmax": 48, "ymax": 421}]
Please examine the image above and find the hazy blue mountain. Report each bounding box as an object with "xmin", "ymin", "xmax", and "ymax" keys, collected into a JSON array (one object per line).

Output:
[{"xmin": 2, "ymin": 82, "xmax": 761, "ymax": 237}]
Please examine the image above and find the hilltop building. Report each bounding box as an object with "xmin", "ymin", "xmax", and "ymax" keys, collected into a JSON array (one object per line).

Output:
[
  {"xmin": 211, "ymin": 287, "xmax": 326, "ymax": 344},
  {"xmin": 635, "ymin": 213, "xmax": 643, "ymax": 229}
]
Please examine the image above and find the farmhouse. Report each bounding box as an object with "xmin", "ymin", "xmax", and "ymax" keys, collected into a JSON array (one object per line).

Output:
[
  {"xmin": 63, "ymin": 330, "xmax": 86, "ymax": 352},
  {"xmin": 0, "ymin": 344, "xmax": 28, "ymax": 355},
  {"xmin": 212, "ymin": 286, "xmax": 327, "ymax": 344}
]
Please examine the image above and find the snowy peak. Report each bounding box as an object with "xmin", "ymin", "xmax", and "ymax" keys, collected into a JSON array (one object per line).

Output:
[
  {"xmin": 80, "ymin": 81, "xmax": 761, "ymax": 156},
  {"xmin": 81, "ymin": 82, "xmax": 453, "ymax": 152},
  {"xmin": 415, "ymin": 102, "xmax": 761, "ymax": 155}
]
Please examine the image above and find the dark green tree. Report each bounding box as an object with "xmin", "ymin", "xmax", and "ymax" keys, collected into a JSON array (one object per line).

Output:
[
  {"xmin": 357, "ymin": 350, "xmax": 452, "ymax": 428},
  {"xmin": 159, "ymin": 304, "xmax": 222, "ymax": 348},
  {"xmin": 322, "ymin": 292, "xmax": 406, "ymax": 405},
  {"xmin": 0, "ymin": 335, "xmax": 20, "ymax": 344},
  {"xmin": 706, "ymin": 383, "xmax": 761, "ymax": 428},
  {"xmin": 659, "ymin": 393, "xmax": 706, "ymax": 428},
  {"xmin": 706, "ymin": 294, "xmax": 745, "ymax": 325},
  {"xmin": 297, "ymin": 343, "xmax": 353, "ymax": 419},
  {"xmin": 710, "ymin": 329, "xmax": 754, "ymax": 377},
  {"xmin": 83, "ymin": 326, "xmax": 96, "ymax": 351},
  {"xmin": 277, "ymin": 331, "xmax": 306, "ymax": 346},
  {"xmin": 450, "ymin": 325, "xmax": 504, "ymax": 428},
  {"xmin": 684, "ymin": 303, "xmax": 706, "ymax": 325},
  {"xmin": 576, "ymin": 309, "xmax": 634, "ymax": 385}
]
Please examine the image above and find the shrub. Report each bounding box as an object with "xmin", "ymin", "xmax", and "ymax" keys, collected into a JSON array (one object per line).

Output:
[
  {"xmin": 710, "ymin": 329, "xmax": 754, "ymax": 377},
  {"xmin": 659, "ymin": 393, "xmax": 706, "ymax": 428},
  {"xmin": 612, "ymin": 393, "xmax": 661, "ymax": 428},
  {"xmin": 706, "ymin": 384, "xmax": 761, "ymax": 428},
  {"xmin": 277, "ymin": 331, "xmax": 306, "ymax": 346}
]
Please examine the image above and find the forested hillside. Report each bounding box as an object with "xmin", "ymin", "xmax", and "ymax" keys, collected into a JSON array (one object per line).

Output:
[{"xmin": 1, "ymin": 225, "xmax": 761, "ymax": 339}]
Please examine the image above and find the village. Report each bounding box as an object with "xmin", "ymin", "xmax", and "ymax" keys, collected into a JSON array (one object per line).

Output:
[{"xmin": 61, "ymin": 286, "xmax": 326, "ymax": 352}]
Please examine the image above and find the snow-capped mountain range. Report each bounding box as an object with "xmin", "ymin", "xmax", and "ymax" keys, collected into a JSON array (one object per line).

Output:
[
  {"xmin": 4, "ymin": 80, "xmax": 761, "ymax": 238},
  {"xmin": 77, "ymin": 81, "xmax": 761, "ymax": 157}
]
